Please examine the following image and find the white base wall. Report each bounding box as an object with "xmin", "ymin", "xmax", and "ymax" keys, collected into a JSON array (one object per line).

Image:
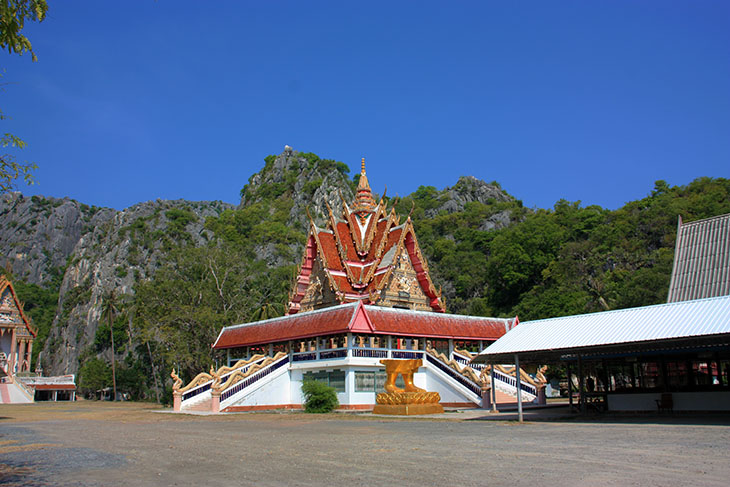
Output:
[
  {"xmin": 607, "ymin": 391, "xmax": 730, "ymax": 411},
  {"xmin": 223, "ymin": 360, "xmax": 482, "ymax": 410},
  {"xmin": 225, "ymin": 367, "xmax": 292, "ymax": 408},
  {"xmin": 424, "ymin": 367, "xmax": 479, "ymax": 405}
]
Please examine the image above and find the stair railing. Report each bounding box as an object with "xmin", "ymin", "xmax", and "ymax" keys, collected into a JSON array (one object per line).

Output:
[
  {"xmin": 218, "ymin": 352, "xmax": 290, "ymax": 407},
  {"xmin": 425, "ymin": 348, "xmax": 484, "ymax": 400}
]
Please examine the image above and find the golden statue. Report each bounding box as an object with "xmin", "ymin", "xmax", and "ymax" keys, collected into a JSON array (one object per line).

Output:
[{"xmin": 372, "ymin": 359, "xmax": 444, "ymax": 415}]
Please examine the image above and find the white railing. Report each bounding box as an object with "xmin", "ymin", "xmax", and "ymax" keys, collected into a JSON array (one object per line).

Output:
[
  {"xmin": 492, "ymin": 369, "xmax": 537, "ymax": 402},
  {"xmin": 219, "ymin": 354, "xmax": 290, "ymax": 410},
  {"xmin": 180, "ymin": 357, "xmax": 267, "ymax": 409}
]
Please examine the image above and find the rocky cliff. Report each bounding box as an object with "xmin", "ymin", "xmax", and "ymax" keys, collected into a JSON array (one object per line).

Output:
[{"xmin": 1, "ymin": 148, "xmax": 514, "ymax": 377}]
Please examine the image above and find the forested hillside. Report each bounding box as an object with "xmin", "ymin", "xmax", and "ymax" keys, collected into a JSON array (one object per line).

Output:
[{"xmin": 3, "ymin": 148, "xmax": 729, "ymax": 402}]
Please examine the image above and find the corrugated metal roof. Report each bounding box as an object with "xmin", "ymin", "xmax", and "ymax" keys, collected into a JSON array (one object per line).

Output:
[
  {"xmin": 477, "ymin": 294, "xmax": 730, "ymax": 358},
  {"xmin": 668, "ymin": 213, "xmax": 730, "ymax": 302}
]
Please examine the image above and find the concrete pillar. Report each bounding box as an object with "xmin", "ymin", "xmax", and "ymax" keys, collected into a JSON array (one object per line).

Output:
[
  {"xmin": 173, "ymin": 391, "xmax": 182, "ymax": 412},
  {"xmin": 448, "ymin": 339, "xmax": 454, "ymax": 359},
  {"xmin": 211, "ymin": 390, "xmax": 221, "ymax": 413},
  {"xmin": 515, "ymin": 354, "xmax": 523, "ymax": 423},
  {"xmin": 537, "ymin": 385, "xmax": 547, "ymax": 405},
  {"xmin": 8, "ymin": 329, "xmax": 17, "ymax": 374},
  {"xmin": 18, "ymin": 340, "xmax": 27, "ymax": 372},
  {"xmin": 490, "ymin": 364, "xmax": 498, "ymax": 413},
  {"xmin": 26, "ymin": 341, "xmax": 33, "ymax": 373},
  {"xmin": 481, "ymin": 382, "xmax": 491, "ymax": 410}
]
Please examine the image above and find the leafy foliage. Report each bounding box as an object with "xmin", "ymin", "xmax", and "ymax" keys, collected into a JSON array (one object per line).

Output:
[
  {"xmin": 301, "ymin": 380, "xmax": 339, "ymax": 413},
  {"xmin": 1, "ymin": 0, "xmax": 47, "ymax": 193},
  {"xmin": 78, "ymin": 357, "xmax": 111, "ymax": 396}
]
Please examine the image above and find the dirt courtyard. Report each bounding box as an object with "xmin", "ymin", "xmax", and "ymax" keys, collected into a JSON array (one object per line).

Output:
[{"xmin": 1, "ymin": 402, "xmax": 729, "ymax": 486}]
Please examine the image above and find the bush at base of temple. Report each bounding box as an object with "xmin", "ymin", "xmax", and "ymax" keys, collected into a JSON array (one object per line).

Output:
[{"xmin": 301, "ymin": 380, "xmax": 339, "ymax": 413}]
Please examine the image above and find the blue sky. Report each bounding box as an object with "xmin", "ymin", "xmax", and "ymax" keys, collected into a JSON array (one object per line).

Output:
[{"xmin": 2, "ymin": 1, "xmax": 728, "ymax": 210}]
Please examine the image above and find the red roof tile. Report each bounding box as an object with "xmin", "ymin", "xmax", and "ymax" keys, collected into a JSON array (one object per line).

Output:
[{"xmin": 213, "ymin": 302, "xmax": 516, "ymax": 349}]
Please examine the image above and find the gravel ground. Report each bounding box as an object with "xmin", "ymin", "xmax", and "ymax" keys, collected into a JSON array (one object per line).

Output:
[{"xmin": 1, "ymin": 402, "xmax": 729, "ymax": 486}]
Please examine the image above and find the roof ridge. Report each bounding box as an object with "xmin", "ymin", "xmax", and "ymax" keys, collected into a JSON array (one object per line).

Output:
[
  {"xmin": 223, "ymin": 302, "xmax": 360, "ymax": 332},
  {"xmin": 680, "ymin": 212, "xmax": 730, "ymax": 228},
  {"xmin": 363, "ymin": 304, "xmax": 512, "ymax": 322}
]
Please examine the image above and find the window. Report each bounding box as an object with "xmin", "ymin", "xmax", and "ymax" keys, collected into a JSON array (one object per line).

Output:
[
  {"xmin": 354, "ymin": 371, "xmax": 404, "ymax": 392},
  {"xmin": 303, "ymin": 370, "xmax": 346, "ymax": 393}
]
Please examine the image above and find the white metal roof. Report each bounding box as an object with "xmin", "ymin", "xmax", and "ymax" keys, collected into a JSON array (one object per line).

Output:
[{"xmin": 477, "ymin": 294, "xmax": 730, "ymax": 359}]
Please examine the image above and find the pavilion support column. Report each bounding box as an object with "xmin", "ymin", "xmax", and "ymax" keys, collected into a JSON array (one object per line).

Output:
[
  {"xmin": 567, "ymin": 362, "xmax": 573, "ymax": 410},
  {"xmin": 268, "ymin": 343, "xmax": 273, "ymax": 357},
  {"xmin": 490, "ymin": 363, "xmax": 498, "ymax": 413},
  {"xmin": 578, "ymin": 354, "xmax": 585, "ymax": 414},
  {"xmin": 448, "ymin": 339, "xmax": 454, "ymax": 360},
  {"xmin": 515, "ymin": 354, "xmax": 523, "ymax": 423},
  {"xmin": 227, "ymin": 349, "xmax": 230, "ymax": 367}
]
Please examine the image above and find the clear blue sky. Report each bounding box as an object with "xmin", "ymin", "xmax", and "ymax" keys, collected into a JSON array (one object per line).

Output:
[{"xmin": 2, "ymin": 1, "xmax": 729, "ymax": 210}]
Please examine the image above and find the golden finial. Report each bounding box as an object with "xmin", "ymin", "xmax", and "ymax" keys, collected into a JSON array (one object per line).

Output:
[{"xmin": 361, "ymin": 157, "xmax": 366, "ymax": 173}]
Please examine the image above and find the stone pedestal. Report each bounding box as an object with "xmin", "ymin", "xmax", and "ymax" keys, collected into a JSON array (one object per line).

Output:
[
  {"xmin": 481, "ymin": 386, "xmax": 492, "ymax": 410},
  {"xmin": 373, "ymin": 358, "xmax": 444, "ymax": 416},
  {"xmin": 537, "ymin": 385, "xmax": 547, "ymax": 406},
  {"xmin": 373, "ymin": 403, "xmax": 444, "ymax": 415},
  {"xmin": 173, "ymin": 391, "xmax": 182, "ymax": 412},
  {"xmin": 211, "ymin": 391, "xmax": 221, "ymax": 413}
]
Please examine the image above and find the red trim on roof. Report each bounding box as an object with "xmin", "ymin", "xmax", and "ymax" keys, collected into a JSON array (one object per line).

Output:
[
  {"xmin": 213, "ymin": 303, "xmax": 514, "ymax": 349},
  {"xmin": 34, "ymin": 384, "xmax": 76, "ymax": 390}
]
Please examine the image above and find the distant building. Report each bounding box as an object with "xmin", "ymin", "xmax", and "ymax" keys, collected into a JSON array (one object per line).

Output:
[
  {"xmin": 0, "ymin": 275, "xmax": 76, "ymax": 403},
  {"xmin": 668, "ymin": 213, "xmax": 730, "ymax": 303},
  {"xmin": 1, "ymin": 276, "xmax": 36, "ymax": 378}
]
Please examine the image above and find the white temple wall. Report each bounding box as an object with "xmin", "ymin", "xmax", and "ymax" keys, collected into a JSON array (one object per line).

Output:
[
  {"xmin": 424, "ymin": 366, "xmax": 479, "ymax": 405},
  {"xmin": 227, "ymin": 366, "xmax": 291, "ymax": 408}
]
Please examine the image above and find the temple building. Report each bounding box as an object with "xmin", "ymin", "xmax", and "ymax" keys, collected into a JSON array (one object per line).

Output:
[
  {"xmin": 1, "ymin": 276, "xmax": 36, "ymax": 379},
  {"xmin": 173, "ymin": 160, "xmax": 545, "ymax": 413},
  {"xmin": 0, "ymin": 276, "xmax": 76, "ymax": 403}
]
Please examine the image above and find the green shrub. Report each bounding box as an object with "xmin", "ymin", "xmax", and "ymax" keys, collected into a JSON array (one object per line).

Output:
[{"xmin": 301, "ymin": 380, "xmax": 339, "ymax": 413}]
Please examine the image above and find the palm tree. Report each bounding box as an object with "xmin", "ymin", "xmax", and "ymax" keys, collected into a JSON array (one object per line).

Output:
[{"xmin": 101, "ymin": 289, "xmax": 119, "ymax": 401}]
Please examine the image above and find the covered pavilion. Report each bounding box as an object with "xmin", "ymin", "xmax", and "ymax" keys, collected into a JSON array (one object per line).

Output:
[{"xmin": 473, "ymin": 295, "xmax": 730, "ymax": 418}]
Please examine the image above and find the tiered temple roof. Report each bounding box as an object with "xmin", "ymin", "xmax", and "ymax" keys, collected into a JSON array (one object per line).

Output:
[
  {"xmin": 214, "ymin": 301, "xmax": 516, "ymax": 349},
  {"xmin": 288, "ymin": 159, "xmax": 445, "ymax": 314},
  {"xmin": 0, "ymin": 276, "xmax": 36, "ymax": 338}
]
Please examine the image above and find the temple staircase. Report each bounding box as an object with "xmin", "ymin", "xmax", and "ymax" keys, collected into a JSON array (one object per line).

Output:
[
  {"xmin": 426, "ymin": 348, "xmax": 543, "ymax": 407},
  {"xmin": 0, "ymin": 377, "xmax": 34, "ymax": 404},
  {"xmin": 174, "ymin": 353, "xmax": 289, "ymax": 413}
]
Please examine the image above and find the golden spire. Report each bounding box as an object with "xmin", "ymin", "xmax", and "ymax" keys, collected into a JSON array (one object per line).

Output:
[{"xmin": 354, "ymin": 157, "xmax": 375, "ymax": 213}]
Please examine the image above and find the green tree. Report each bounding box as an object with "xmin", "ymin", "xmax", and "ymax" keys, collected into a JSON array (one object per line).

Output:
[
  {"xmin": 100, "ymin": 290, "xmax": 120, "ymax": 401},
  {"xmin": 1, "ymin": 0, "xmax": 48, "ymax": 192},
  {"xmin": 78, "ymin": 357, "xmax": 111, "ymax": 397}
]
